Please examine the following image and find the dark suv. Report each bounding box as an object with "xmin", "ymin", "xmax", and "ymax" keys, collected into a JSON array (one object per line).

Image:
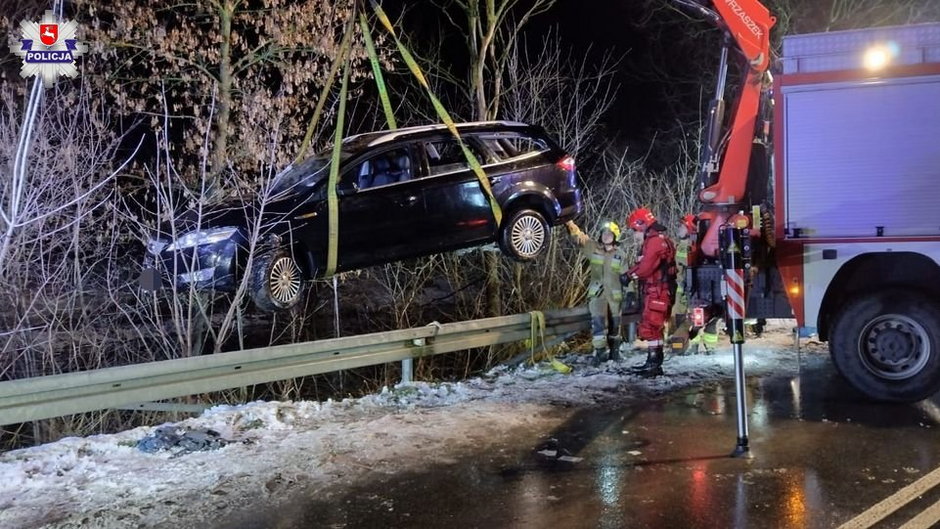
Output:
[{"xmin": 142, "ymin": 121, "xmax": 583, "ymax": 311}]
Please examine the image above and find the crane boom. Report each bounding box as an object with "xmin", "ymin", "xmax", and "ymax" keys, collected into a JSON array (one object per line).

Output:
[{"xmin": 673, "ymin": 0, "xmax": 775, "ymax": 256}]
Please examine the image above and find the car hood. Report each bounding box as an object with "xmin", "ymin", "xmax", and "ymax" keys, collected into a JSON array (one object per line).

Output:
[{"xmin": 150, "ymin": 194, "xmax": 304, "ymax": 242}]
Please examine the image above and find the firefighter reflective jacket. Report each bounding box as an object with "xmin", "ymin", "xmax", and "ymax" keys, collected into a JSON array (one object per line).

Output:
[
  {"xmin": 570, "ymin": 226, "xmax": 629, "ymax": 303},
  {"xmin": 675, "ymin": 238, "xmax": 691, "ymax": 295}
]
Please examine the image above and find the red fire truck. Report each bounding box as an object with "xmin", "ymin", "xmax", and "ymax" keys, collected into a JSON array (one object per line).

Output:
[{"xmin": 675, "ymin": 0, "xmax": 940, "ymax": 402}]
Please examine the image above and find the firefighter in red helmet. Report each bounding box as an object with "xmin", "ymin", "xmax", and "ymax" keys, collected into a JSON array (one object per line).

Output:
[{"xmin": 623, "ymin": 207, "xmax": 678, "ymax": 377}]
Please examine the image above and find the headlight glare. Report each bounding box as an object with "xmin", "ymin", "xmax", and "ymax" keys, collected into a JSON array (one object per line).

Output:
[
  {"xmin": 166, "ymin": 227, "xmax": 238, "ymax": 251},
  {"xmin": 146, "ymin": 239, "xmax": 168, "ymax": 256}
]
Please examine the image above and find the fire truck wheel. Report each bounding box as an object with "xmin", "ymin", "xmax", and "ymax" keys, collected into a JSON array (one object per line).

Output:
[{"xmin": 831, "ymin": 289, "xmax": 940, "ymax": 403}]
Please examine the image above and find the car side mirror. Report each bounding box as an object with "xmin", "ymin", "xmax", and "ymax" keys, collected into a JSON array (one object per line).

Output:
[{"xmin": 337, "ymin": 182, "xmax": 358, "ymax": 197}]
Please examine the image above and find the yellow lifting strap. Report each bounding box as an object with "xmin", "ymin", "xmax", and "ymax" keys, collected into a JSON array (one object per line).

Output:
[
  {"xmin": 295, "ymin": 8, "xmax": 358, "ymax": 164},
  {"xmin": 295, "ymin": 6, "xmax": 358, "ymax": 277},
  {"xmin": 369, "ymin": 0, "xmax": 502, "ymax": 226},
  {"xmin": 360, "ymin": 12, "xmax": 397, "ymax": 130},
  {"xmin": 324, "ymin": 60, "xmax": 351, "ymax": 277},
  {"xmin": 529, "ymin": 310, "xmax": 572, "ymax": 374}
]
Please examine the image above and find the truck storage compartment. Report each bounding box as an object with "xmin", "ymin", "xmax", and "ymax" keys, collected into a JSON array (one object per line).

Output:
[
  {"xmin": 781, "ymin": 75, "xmax": 940, "ymax": 239},
  {"xmin": 780, "ymin": 23, "xmax": 940, "ymax": 240}
]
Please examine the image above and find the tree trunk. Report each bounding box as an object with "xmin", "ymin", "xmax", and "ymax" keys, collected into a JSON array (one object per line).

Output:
[
  {"xmin": 209, "ymin": 2, "xmax": 235, "ymax": 199},
  {"xmin": 468, "ymin": 8, "xmax": 502, "ymax": 318}
]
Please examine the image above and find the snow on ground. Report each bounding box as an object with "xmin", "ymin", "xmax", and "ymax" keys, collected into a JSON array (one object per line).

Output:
[{"xmin": 0, "ymin": 327, "xmax": 828, "ymax": 529}]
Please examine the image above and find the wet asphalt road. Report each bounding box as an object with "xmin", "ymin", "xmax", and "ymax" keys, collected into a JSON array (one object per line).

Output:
[{"xmin": 236, "ymin": 357, "xmax": 940, "ymax": 529}]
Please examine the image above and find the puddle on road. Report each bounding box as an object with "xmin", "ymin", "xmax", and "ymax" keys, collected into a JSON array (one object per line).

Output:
[{"xmin": 224, "ymin": 364, "xmax": 940, "ymax": 529}]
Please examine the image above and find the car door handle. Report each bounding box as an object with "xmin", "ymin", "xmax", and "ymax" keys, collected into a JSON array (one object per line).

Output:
[
  {"xmin": 491, "ymin": 176, "xmax": 502, "ymax": 184},
  {"xmin": 398, "ymin": 195, "xmax": 419, "ymax": 206}
]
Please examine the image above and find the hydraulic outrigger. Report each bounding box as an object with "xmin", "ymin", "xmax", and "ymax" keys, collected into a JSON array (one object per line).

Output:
[{"xmin": 672, "ymin": 0, "xmax": 776, "ymax": 457}]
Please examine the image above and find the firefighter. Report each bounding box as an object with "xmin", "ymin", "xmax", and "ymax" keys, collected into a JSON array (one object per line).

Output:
[
  {"xmin": 624, "ymin": 207, "xmax": 677, "ymax": 377},
  {"xmin": 689, "ymin": 318, "xmax": 720, "ymax": 354},
  {"xmin": 566, "ymin": 220, "xmax": 628, "ymax": 366},
  {"xmin": 668, "ymin": 214, "xmax": 699, "ymax": 354}
]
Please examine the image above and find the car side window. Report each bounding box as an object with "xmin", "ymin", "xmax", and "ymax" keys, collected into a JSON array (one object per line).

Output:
[
  {"xmin": 423, "ymin": 139, "xmax": 487, "ymax": 176},
  {"xmin": 352, "ymin": 148, "xmax": 413, "ymax": 190},
  {"xmin": 478, "ymin": 134, "xmax": 549, "ymax": 163}
]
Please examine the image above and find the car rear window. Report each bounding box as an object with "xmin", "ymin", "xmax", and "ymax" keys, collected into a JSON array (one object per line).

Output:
[{"xmin": 477, "ymin": 133, "xmax": 550, "ymax": 162}]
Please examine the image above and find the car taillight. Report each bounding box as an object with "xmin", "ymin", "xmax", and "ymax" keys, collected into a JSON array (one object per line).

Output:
[
  {"xmin": 693, "ymin": 307, "xmax": 706, "ymax": 328},
  {"xmin": 556, "ymin": 155, "xmax": 575, "ymax": 172}
]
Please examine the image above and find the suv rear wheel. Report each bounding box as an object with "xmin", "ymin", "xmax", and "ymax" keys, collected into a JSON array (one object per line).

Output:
[
  {"xmin": 830, "ymin": 289, "xmax": 940, "ymax": 402},
  {"xmin": 249, "ymin": 249, "xmax": 304, "ymax": 312},
  {"xmin": 499, "ymin": 208, "xmax": 550, "ymax": 262}
]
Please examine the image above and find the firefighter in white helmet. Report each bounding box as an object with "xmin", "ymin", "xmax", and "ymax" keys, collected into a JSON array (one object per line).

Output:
[{"xmin": 566, "ymin": 219, "xmax": 629, "ymax": 366}]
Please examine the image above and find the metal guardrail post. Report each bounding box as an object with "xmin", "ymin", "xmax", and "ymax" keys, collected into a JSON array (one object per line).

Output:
[{"xmin": 401, "ymin": 358, "xmax": 413, "ymax": 385}]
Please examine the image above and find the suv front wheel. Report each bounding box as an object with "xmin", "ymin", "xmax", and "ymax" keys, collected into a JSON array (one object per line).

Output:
[
  {"xmin": 249, "ymin": 249, "xmax": 304, "ymax": 312},
  {"xmin": 499, "ymin": 208, "xmax": 550, "ymax": 262}
]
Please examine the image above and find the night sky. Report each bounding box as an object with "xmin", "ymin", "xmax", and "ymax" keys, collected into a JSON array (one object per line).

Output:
[{"xmin": 387, "ymin": 0, "xmax": 723, "ymax": 167}]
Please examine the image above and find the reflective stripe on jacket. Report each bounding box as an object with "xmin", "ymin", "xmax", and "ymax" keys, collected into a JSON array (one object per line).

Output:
[{"xmin": 572, "ymin": 230, "xmax": 628, "ymax": 303}]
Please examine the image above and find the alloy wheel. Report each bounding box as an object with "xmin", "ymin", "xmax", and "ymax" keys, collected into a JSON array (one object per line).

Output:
[
  {"xmin": 269, "ymin": 256, "xmax": 302, "ymax": 304},
  {"xmin": 510, "ymin": 215, "xmax": 546, "ymax": 259}
]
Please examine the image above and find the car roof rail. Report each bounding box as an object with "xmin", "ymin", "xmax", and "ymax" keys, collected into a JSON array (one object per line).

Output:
[{"xmin": 343, "ymin": 120, "xmax": 532, "ymax": 148}]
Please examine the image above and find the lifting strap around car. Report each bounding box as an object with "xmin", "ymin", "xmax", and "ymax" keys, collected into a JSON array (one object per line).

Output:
[
  {"xmin": 360, "ymin": 12, "xmax": 397, "ymax": 131},
  {"xmin": 294, "ymin": 6, "xmax": 358, "ymax": 277},
  {"xmin": 325, "ymin": 58, "xmax": 352, "ymax": 277},
  {"xmin": 295, "ymin": 8, "xmax": 358, "ymax": 165},
  {"xmin": 370, "ymin": 0, "xmax": 502, "ymax": 227}
]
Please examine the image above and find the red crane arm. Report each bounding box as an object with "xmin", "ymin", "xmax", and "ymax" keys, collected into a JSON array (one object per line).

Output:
[
  {"xmin": 712, "ymin": 0, "xmax": 774, "ymax": 71},
  {"xmin": 701, "ymin": 0, "xmax": 774, "ymax": 206},
  {"xmin": 673, "ymin": 0, "xmax": 776, "ymax": 256}
]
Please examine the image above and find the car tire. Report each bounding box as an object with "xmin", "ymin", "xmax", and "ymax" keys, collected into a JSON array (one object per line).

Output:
[
  {"xmin": 249, "ymin": 249, "xmax": 304, "ymax": 312},
  {"xmin": 830, "ymin": 289, "xmax": 940, "ymax": 403},
  {"xmin": 499, "ymin": 208, "xmax": 550, "ymax": 262}
]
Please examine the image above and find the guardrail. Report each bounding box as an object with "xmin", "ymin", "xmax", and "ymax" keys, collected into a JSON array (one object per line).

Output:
[{"xmin": 0, "ymin": 307, "xmax": 590, "ymax": 426}]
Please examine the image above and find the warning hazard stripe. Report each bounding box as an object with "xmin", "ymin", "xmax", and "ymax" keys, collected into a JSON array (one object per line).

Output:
[{"xmin": 725, "ymin": 270, "xmax": 746, "ymax": 320}]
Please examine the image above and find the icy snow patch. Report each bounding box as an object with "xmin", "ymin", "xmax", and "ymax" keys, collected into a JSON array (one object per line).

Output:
[{"xmin": 0, "ymin": 330, "xmax": 821, "ymax": 528}]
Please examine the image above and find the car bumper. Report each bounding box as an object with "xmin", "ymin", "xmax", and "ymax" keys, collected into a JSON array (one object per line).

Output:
[
  {"xmin": 141, "ymin": 239, "xmax": 240, "ymax": 292},
  {"xmin": 556, "ymin": 188, "xmax": 583, "ymax": 222}
]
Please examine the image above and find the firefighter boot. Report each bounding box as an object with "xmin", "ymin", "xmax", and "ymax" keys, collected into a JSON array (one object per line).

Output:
[
  {"xmin": 630, "ymin": 349, "xmax": 653, "ymax": 373},
  {"xmin": 637, "ymin": 346, "xmax": 664, "ymax": 378},
  {"xmin": 592, "ymin": 348, "xmax": 609, "ymax": 367},
  {"xmin": 608, "ymin": 337, "xmax": 622, "ymax": 362}
]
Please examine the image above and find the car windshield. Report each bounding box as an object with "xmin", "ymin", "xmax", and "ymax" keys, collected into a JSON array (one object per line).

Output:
[{"xmin": 272, "ymin": 152, "xmax": 349, "ymax": 195}]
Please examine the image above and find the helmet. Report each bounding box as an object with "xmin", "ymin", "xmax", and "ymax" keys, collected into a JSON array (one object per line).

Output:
[
  {"xmin": 681, "ymin": 214, "xmax": 698, "ymax": 234},
  {"xmin": 626, "ymin": 207, "xmax": 656, "ymax": 231},
  {"xmin": 599, "ymin": 221, "xmax": 621, "ymax": 242}
]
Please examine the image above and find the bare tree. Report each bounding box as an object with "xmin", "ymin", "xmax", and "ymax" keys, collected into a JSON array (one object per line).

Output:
[
  {"xmin": 427, "ymin": 0, "xmax": 556, "ymax": 317},
  {"xmin": 503, "ymin": 29, "xmax": 619, "ymax": 160},
  {"xmin": 0, "ymin": 82, "xmax": 129, "ymax": 381},
  {"xmin": 74, "ymin": 0, "xmax": 367, "ymax": 197}
]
